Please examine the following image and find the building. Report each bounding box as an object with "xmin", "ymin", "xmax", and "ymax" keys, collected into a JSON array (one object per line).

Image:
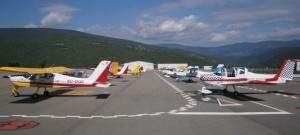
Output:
[
  {"xmin": 124, "ymin": 61, "xmax": 154, "ymax": 72},
  {"xmin": 157, "ymin": 63, "xmax": 188, "ymax": 70},
  {"xmin": 296, "ymin": 60, "xmax": 300, "ymax": 71}
]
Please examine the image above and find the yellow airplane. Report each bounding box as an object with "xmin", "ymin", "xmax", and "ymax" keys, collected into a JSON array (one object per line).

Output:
[
  {"xmin": 128, "ymin": 65, "xmax": 141, "ymax": 75},
  {"xmin": 110, "ymin": 62, "xmax": 119, "ymax": 75},
  {"xmin": 0, "ymin": 61, "xmax": 112, "ymax": 99}
]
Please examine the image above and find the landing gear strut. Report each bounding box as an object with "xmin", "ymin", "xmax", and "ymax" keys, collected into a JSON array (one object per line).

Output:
[
  {"xmin": 31, "ymin": 87, "xmax": 49, "ymax": 99},
  {"xmin": 232, "ymin": 85, "xmax": 239, "ymax": 96},
  {"xmin": 11, "ymin": 86, "xmax": 20, "ymax": 97},
  {"xmin": 223, "ymin": 85, "xmax": 239, "ymax": 96}
]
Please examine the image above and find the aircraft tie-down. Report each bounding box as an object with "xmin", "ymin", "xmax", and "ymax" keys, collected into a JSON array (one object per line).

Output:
[
  {"xmin": 0, "ymin": 60, "xmax": 112, "ymax": 99},
  {"xmin": 199, "ymin": 60, "xmax": 296, "ymax": 96}
]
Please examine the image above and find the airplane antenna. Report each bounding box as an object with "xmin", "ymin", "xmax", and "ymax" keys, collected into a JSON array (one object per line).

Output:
[{"xmin": 47, "ymin": 64, "xmax": 56, "ymax": 72}]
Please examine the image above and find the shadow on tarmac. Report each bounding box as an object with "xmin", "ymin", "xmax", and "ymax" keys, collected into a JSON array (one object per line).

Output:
[
  {"xmin": 10, "ymin": 90, "xmax": 110, "ymax": 104},
  {"xmin": 186, "ymin": 89, "xmax": 265, "ymax": 102}
]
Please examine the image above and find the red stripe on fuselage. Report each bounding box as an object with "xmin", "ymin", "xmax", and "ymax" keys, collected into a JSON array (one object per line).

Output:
[{"xmin": 12, "ymin": 81, "xmax": 107, "ymax": 87}]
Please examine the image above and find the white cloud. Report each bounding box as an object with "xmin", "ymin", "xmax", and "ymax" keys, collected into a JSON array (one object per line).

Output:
[
  {"xmin": 40, "ymin": 4, "xmax": 78, "ymax": 28},
  {"xmin": 77, "ymin": 0, "xmax": 300, "ymax": 46},
  {"xmin": 249, "ymin": 27, "xmax": 300, "ymax": 41},
  {"xmin": 24, "ymin": 23, "xmax": 39, "ymax": 28},
  {"xmin": 226, "ymin": 22, "xmax": 253, "ymax": 30},
  {"xmin": 41, "ymin": 12, "xmax": 71, "ymax": 27},
  {"xmin": 159, "ymin": 20, "xmax": 185, "ymax": 32},
  {"xmin": 135, "ymin": 15, "xmax": 215, "ymax": 42},
  {"xmin": 213, "ymin": 0, "xmax": 300, "ymax": 23},
  {"xmin": 77, "ymin": 15, "xmax": 216, "ymax": 45},
  {"xmin": 209, "ymin": 31, "xmax": 240, "ymax": 42}
]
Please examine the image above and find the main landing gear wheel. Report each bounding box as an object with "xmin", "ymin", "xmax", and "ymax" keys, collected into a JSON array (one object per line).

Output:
[
  {"xmin": 32, "ymin": 93, "xmax": 39, "ymax": 99},
  {"xmin": 12, "ymin": 92, "xmax": 19, "ymax": 97},
  {"xmin": 44, "ymin": 91, "xmax": 49, "ymax": 96},
  {"xmin": 233, "ymin": 91, "xmax": 239, "ymax": 97},
  {"xmin": 223, "ymin": 89, "xmax": 229, "ymax": 94}
]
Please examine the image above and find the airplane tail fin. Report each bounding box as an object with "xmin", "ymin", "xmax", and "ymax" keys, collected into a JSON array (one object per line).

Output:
[
  {"xmin": 214, "ymin": 64, "xmax": 224, "ymax": 74},
  {"xmin": 129, "ymin": 66, "xmax": 140, "ymax": 74},
  {"xmin": 109, "ymin": 62, "xmax": 118, "ymax": 74},
  {"xmin": 88, "ymin": 61, "xmax": 111, "ymax": 86},
  {"xmin": 271, "ymin": 60, "xmax": 296, "ymax": 81},
  {"xmin": 117, "ymin": 64, "xmax": 129, "ymax": 75}
]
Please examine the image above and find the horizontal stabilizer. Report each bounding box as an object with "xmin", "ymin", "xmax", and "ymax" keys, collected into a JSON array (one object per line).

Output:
[{"xmin": 95, "ymin": 83, "xmax": 111, "ymax": 88}]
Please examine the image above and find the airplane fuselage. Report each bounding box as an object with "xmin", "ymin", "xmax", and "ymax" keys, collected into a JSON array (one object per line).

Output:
[{"xmin": 9, "ymin": 73, "xmax": 108, "ymax": 88}]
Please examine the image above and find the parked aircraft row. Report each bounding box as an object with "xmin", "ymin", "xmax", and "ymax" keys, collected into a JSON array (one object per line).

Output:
[
  {"xmin": 0, "ymin": 61, "xmax": 142, "ymax": 99},
  {"xmin": 0, "ymin": 59, "xmax": 296, "ymax": 99},
  {"xmin": 159, "ymin": 60, "xmax": 296, "ymax": 96}
]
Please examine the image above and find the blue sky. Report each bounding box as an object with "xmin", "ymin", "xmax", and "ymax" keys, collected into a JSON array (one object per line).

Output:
[{"xmin": 1, "ymin": 0, "xmax": 300, "ymax": 46}]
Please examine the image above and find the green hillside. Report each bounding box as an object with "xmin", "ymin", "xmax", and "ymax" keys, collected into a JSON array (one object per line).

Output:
[
  {"xmin": 0, "ymin": 28, "xmax": 217, "ymax": 68},
  {"xmin": 156, "ymin": 40, "xmax": 300, "ymax": 67}
]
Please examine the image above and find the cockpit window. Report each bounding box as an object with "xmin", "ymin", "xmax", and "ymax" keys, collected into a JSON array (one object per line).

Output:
[{"xmin": 22, "ymin": 73, "xmax": 31, "ymax": 78}]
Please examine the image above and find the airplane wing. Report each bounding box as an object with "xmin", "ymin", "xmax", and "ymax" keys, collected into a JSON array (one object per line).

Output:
[{"xmin": 0, "ymin": 66, "xmax": 73, "ymax": 74}]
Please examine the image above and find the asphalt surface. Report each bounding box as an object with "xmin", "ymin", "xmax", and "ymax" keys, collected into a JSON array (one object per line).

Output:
[{"xmin": 0, "ymin": 71, "xmax": 300, "ymax": 135}]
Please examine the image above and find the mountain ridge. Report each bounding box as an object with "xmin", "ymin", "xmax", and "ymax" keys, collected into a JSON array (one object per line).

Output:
[
  {"xmin": 0, "ymin": 28, "xmax": 218, "ymax": 67},
  {"xmin": 154, "ymin": 40, "xmax": 300, "ymax": 67}
]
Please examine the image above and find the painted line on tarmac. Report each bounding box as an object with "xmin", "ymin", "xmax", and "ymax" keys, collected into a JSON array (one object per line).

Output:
[
  {"xmin": 173, "ymin": 111, "xmax": 290, "ymax": 115},
  {"xmin": 238, "ymin": 86, "xmax": 299, "ymax": 100},
  {"xmin": 217, "ymin": 99, "xmax": 242, "ymax": 107},
  {"xmin": 0, "ymin": 112, "xmax": 168, "ymax": 119},
  {"xmin": 172, "ymin": 96, "xmax": 291, "ymax": 115},
  {"xmin": 0, "ymin": 73, "xmax": 192, "ymax": 119},
  {"xmin": 155, "ymin": 72, "xmax": 198, "ymax": 113}
]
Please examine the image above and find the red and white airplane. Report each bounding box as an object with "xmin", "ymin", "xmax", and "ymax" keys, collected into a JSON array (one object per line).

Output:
[
  {"xmin": 199, "ymin": 60, "xmax": 296, "ymax": 96},
  {"xmin": 0, "ymin": 60, "xmax": 112, "ymax": 99},
  {"xmin": 112, "ymin": 64, "xmax": 129, "ymax": 77}
]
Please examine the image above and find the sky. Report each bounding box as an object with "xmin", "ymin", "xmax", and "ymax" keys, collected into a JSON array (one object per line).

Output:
[{"xmin": 1, "ymin": 0, "xmax": 300, "ymax": 47}]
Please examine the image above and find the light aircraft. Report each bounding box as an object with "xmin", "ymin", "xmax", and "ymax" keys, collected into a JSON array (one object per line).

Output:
[
  {"xmin": 109, "ymin": 62, "xmax": 119, "ymax": 75},
  {"xmin": 112, "ymin": 64, "xmax": 129, "ymax": 77},
  {"xmin": 199, "ymin": 60, "xmax": 296, "ymax": 96},
  {"xmin": 172, "ymin": 66, "xmax": 199, "ymax": 82},
  {"xmin": 0, "ymin": 61, "xmax": 112, "ymax": 99},
  {"xmin": 128, "ymin": 65, "xmax": 141, "ymax": 75}
]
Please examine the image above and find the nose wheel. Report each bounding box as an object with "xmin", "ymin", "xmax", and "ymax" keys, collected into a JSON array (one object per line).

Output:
[{"xmin": 12, "ymin": 92, "xmax": 19, "ymax": 97}]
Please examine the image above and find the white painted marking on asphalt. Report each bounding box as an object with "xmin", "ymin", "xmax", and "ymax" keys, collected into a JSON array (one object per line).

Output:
[
  {"xmin": 51, "ymin": 116, "xmax": 66, "ymax": 119},
  {"xmin": 66, "ymin": 116, "xmax": 80, "ymax": 118},
  {"xmin": 173, "ymin": 111, "xmax": 290, "ymax": 115},
  {"xmin": 23, "ymin": 116, "xmax": 39, "ymax": 118},
  {"xmin": 243, "ymin": 99, "xmax": 291, "ymax": 114},
  {"xmin": 291, "ymin": 96, "xmax": 298, "ymax": 99},
  {"xmin": 155, "ymin": 72, "xmax": 197, "ymax": 113},
  {"xmin": 79, "ymin": 117, "xmax": 93, "ymax": 119},
  {"xmin": 217, "ymin": 99, "xmax": 242, "ymax": 107},
  {"xmin": 282, "ymin": 94, "xmax": 289, "ymax": 97},
  {"xmin": 239, "ymin": 86, "xmax": 298, "ymax": 100},
  {"xmin": 11, "ymin": 115, "xmax": 25, "ymax": 117}
]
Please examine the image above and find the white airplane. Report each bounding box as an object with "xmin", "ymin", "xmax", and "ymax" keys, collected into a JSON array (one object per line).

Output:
[
  {"xmin": 172, "ymin": 66, "xmax": 199, "ymax": 82},
  {"xmin": 199, "ymin": 60, "xmax": 296, "ymax": 96},
  {"xmin": 0, "ymin": 60, "xmax": 112, "ymax": 99},
  {"xmin": 112, "ymin": 64, "xmax": 129, "ymax": 77}
]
